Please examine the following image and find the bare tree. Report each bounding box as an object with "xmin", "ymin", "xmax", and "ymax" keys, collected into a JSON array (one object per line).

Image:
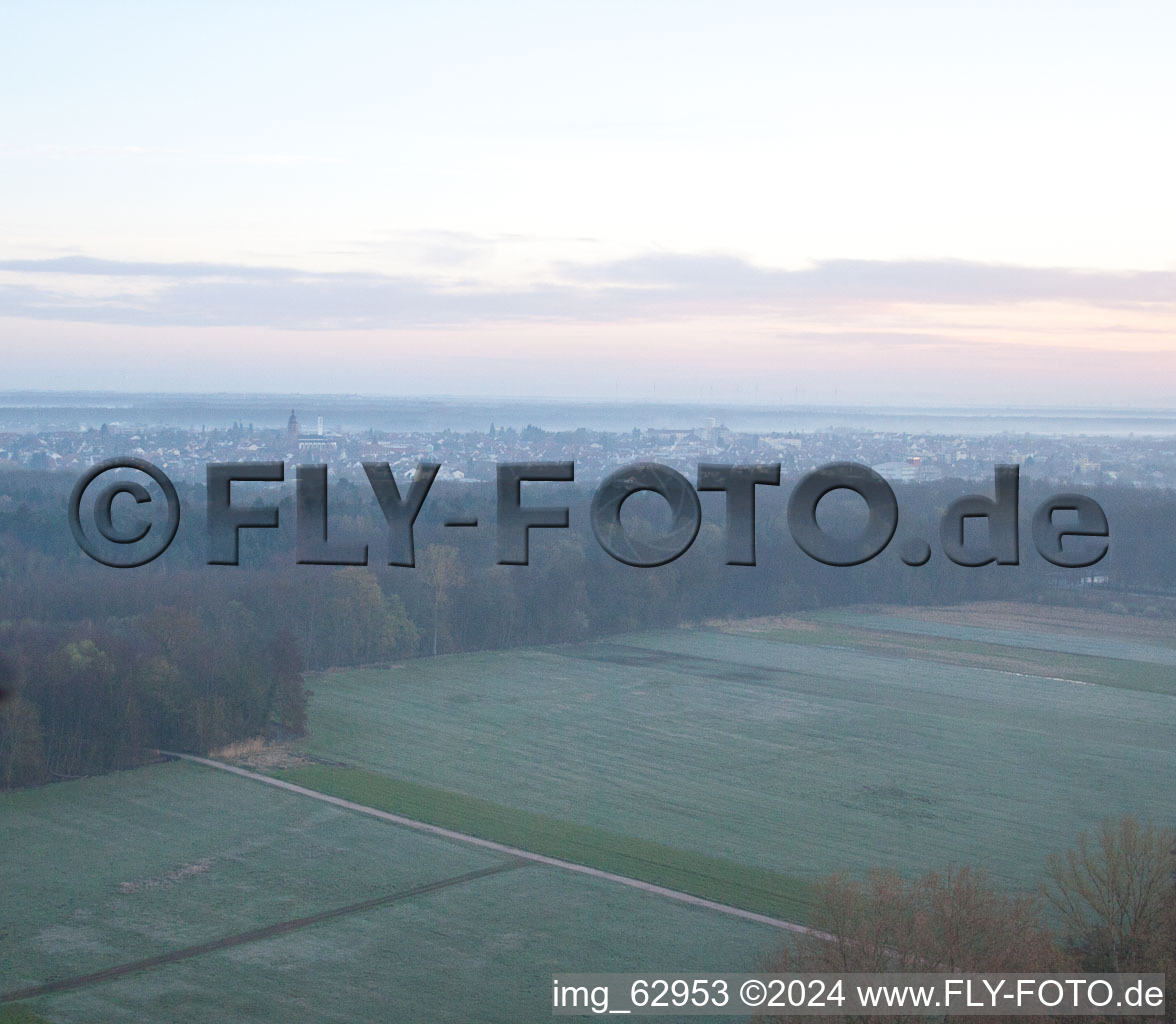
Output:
[
  {"xmin": 1044, "ymin": 816, "xmax": 1175, "ymax": 974},
  {"xmin": 759, "ymin": 866, "xmax": 1057, "ymax": 1024},
  {"xmin": 424, "ymin": 543, "xmax": 463, "ymax": 655}
]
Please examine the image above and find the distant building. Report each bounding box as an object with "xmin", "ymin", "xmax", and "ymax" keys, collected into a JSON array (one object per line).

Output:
[
  {"xmin": 298, "ymin": 435, "xmax": 337, "ymax": 454},
  {"xmin": 287, "ymin": 410, "xmax": 300, "ymax": 444},
  {"xmin": 297, "ymin": 414, "xmax": 338, "ymax": 455}
]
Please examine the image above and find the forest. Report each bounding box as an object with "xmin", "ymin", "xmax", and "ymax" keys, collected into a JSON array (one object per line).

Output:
[{"xmin": 1, "ymin": 465, "xmax": 1174, "ymax": 789}]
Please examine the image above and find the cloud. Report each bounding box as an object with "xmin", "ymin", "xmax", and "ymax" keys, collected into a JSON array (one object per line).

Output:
[
  {"xmin": 566, "ymin": 254, "xmax": 1176, "ymax": 306},
  {"xmin": 0, "ymin": 253, "xmax": 1173, "ymax": 330},
  {"xmin": 0, "ymin": 256, "xmax": 298, "ymax": 279}
]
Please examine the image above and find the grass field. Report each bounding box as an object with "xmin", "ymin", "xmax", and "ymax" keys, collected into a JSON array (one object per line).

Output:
[
  {"xmin": 719, "ymin": 614, "xmax": 1176, "ymax": 696},
  {"xmin": 25, "ymin": 864, "xmax": 781, "ymax": 1024},
  {"xmin": 6, "ymin": 601, "xmax": 1173, "ymax": 1022},
  {"xmin": 807, "ymin": 606, "xmax": 1176, "ymax": 671},
  {"xmin": 0, "ymin": 761, "xmax": 781, "ymax": 1022},
  {"xmin": 291, "ymin": 604, "xmax": 1176, "ymax": 895},
  {"xmin": 0, "ymin": 1009, "xmax": 51, "ymax": 1024},
  {"xmin": 272, "ymin": 762, "xmax": 817, "ymax": 920}
]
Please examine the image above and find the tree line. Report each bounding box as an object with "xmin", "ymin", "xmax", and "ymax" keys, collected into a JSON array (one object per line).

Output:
[
  {"xmin": 1, "ymin": 468, "xmax": 1174, "ymax": 788},
  {"xmin": 760, "ymin": 816, "xmax": 1176, "ymax": 1023}
]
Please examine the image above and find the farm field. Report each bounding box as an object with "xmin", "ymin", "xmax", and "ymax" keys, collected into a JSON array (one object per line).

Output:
[
  {"xmin": 809, "ymin": 607, "xmax": 1176, "ymax": 668},
  {"xmin": 863, "ymin": 601, "xmax": 1176, "ymax": 649},
  {"xmin": 0, "ymin": 761, "xmax": 781, "ymax": 1023},
  {"xmin": 6, "ymin": 601, "xmax": 1172, "ymax": 1022},
  {"xmin": 292, "ymin": 603, "xmax": 1176, "ymax": 897},
  {"xmin": 718, "ymin": 608, "xmax": 1176, "ymax": 696}
]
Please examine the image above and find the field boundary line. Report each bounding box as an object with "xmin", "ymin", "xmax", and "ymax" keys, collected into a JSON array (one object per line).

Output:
[
  {"xmin": 159, "ymin": 750, "xmax": 828, "ymax": 940},
  {"xmin": 0, "ymin": 860, "xmax": 527, "ymax": 1005}
]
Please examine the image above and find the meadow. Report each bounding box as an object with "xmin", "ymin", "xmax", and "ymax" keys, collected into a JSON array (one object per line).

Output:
[
  {"xmin": 5, "ymin": 601, "xmax": 1173, "ymax": 1022},
  {"xmin": 0, "ymin": 761, "xmax": 780, "ymax": 1022},
  {"xmin": 290, "ymin": 603, "xmax": 1176, "ymax": 897}
]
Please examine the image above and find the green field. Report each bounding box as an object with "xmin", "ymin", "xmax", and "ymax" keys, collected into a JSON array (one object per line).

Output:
[
  {"xmin": 291, "ymin": 614, "xmax": 1176, "ymax": 894},
  {"xmin": 6, "ymin": 603, "xmax": 1174, "ymax": 1022},
  {"xmin": 0, "ymin": 761, "xmax": 781, "ymax": 1022},
  {"xmin": 723, "ymin": 615, "xmax": 1176, "ymax": 696},
  {"xmin": 273, "ymin": 762, "xmax": 816, "ymax": 920},
  {"xmin": 813, "ymin": 607, "xmax": 1176, "ymax": 663}
]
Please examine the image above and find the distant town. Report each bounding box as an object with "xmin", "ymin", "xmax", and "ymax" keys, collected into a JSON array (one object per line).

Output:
[{"xmin": 4, "ymin": 408, "xmax": 1176, "ymax": 488}]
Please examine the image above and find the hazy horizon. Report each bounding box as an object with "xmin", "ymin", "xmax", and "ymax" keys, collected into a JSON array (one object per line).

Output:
[
  {"xmin": 5, "ymin": 386, "xmax": 1176, "ymax": 411},
  {"xmin": 4, "ymin": 389, "xmax": 1176, "ymax": 437}
]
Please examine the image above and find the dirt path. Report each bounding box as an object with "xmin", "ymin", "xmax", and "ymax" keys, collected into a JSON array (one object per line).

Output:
[
  {"xmin": 164, "ymin": 751, "xmax": 825, "ymax": 939},
  {"xmin": 0, "ymin": 860, "xmax": 527, "ymax": 1004},
  {"xmin": 3, "ymin": 753, "xmax": 825, "ymax": 1005}
]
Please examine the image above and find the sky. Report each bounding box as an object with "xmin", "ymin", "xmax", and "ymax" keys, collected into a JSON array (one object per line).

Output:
[{"xmin": 1, "ymin": 1, "xmax": 1173, "ymax": 406}]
